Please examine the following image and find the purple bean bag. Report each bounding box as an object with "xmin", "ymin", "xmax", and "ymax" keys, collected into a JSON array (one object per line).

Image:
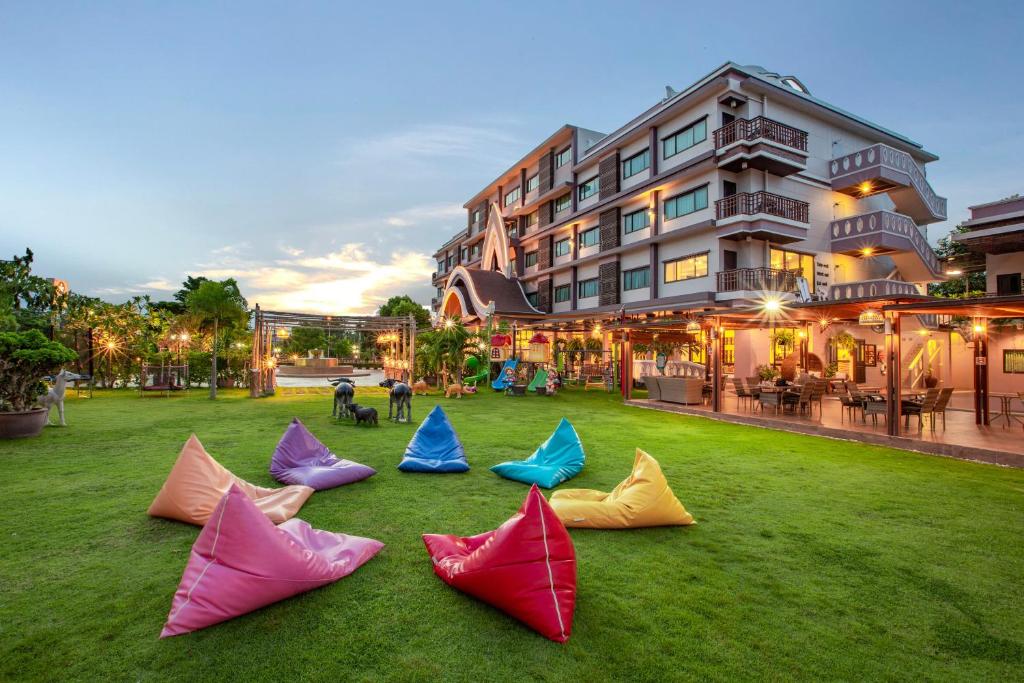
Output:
[{"xmin": 270, "ymin": 418, "xmax": 376, "ymax": 490}]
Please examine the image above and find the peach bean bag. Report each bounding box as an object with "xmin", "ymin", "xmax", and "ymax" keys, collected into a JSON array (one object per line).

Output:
[
  {"xmin": 148, "ymin": 434, "xmax": 314, "ymax": 526},
  {"xmin": 549, "ymin": 449, "xmax": 694, "ymax": 529}
]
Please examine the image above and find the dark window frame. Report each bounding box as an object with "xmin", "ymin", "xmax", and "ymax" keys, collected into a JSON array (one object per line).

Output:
[
  {"xmin": 1004, "ymin": 349, "xmax": 1024, "ymax": 374},
  {"xmin": 661, "ymin": 116, "xmax": 709, "ymax": 160},
  {"xmin": 623, "ymin": 207, "xmax": 650, "ymax": 234},
  {"xmin": 504, "ymin": 186, "xmax": 521, "ymax": 207},
  {"xmin": 663, "ymin": 184, "xmax": 709, "ymax": 221},
  {"xmin": 578, "ymin": 227, "xmax": 599, "ymax": 249},
  {"xmin": 554, "ymin": 284, "xmax": 571, "ymax": 302},
  {"xmin": 554, "ymin": 194, "xmax": 572, "ymax": 213},
  {"xmin": 577, "ymin": 277, "xmax": 599, "ymax": 299},
  {"xmin": 524, "ymin": 250, "xmax": 539, "ymax": 268},
  {"xmin": 555, "ymin": 147, "xmax": 572, "ymax": 168},
  {"xmin": 622, "ymin": 266, "xmax": 651, "ymax": 291},
  {"xmin": 577, "ymin": 175, "xmax": 600, "ymax": 201},
  {"xmin": 527, "ymin": 173, "xmax": 539, "ymax": 193},
  {"xmin": 621, "ymin": 148, "xmax": 650, "ymax": 179},
  {"xmin": 554, "ymin": 238, "xmax": 571, "ymax": 257},
  {"xmin": 664, "ymin": 251, "xmax": 710, "ymax": 283}
]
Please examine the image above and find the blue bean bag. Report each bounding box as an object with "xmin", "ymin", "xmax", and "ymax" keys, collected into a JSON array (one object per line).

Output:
[
  {"xmin": 398, "ymin": 405, "xmax": 469, "ymax": 473},
  {"xmin": 490, "ymin": 418, "xmax": 584, "ymax": 488}
]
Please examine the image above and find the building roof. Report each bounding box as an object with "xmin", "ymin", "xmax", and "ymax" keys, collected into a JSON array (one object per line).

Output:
[{"xmin": 446, "ymin": 267, "xmax": 544, "ymax": 318}]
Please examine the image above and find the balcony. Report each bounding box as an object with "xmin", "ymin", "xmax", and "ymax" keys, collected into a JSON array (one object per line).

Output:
[
  {"xmin": 713, "ymin": 117, "xmax": 809, "ymax": 176},
  {"xmin": 829, "ymin": 210, "xmax": 945, "ymax": 282},
  {"xmin": 828, "ymin": 279, "xmax": 920, "ymax": 301},
  {"xmin": 715, "ymin": 191, "xmax": 809, "ymax": 244},
  {"xmin": 717, "ymin": 267, "xmax": 799, "ymax": 293},
  {"xmin": 830, "ymin": 144, "xmax": 947, "ymax": 224}
]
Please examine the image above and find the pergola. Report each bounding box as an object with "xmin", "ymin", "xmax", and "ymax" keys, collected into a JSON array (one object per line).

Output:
[{"xmin": 249, "ymin": 304, "xmax": 418, "ymax": 397}]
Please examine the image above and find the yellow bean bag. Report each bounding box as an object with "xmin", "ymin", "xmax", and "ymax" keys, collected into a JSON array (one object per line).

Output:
[
  {"xmin": 148, "ymin": 434, "xmax": 314, "ymax": 526},
  {"xmin": 549, "ymin": 449, "xmax": 693, "ymax": 528}
]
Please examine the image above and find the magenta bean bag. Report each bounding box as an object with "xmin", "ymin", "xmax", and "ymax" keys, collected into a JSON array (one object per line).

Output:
[
  {"xmin": 161, "ymin": 483, "xmax": 384, "ymax": 637},
  {"xmin": 270, "ymin": 418, "xmax": 376, "ymax": 490}
]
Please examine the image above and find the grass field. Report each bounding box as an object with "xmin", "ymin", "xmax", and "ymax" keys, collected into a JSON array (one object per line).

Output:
[{"xmin": 1, "ymin": 386, "xmax": 1022, "ymax": 682}]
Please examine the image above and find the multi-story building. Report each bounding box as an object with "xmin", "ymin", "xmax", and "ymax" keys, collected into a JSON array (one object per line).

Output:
[{"xmin": 433, "ymin": 62, "xmax": 952, "ymax": 391}]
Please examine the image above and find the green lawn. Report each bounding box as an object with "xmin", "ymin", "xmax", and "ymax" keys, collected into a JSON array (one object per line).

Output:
[{"xmin": 1, "ymin": 387, "xmax": 1022, "ymax": 682}]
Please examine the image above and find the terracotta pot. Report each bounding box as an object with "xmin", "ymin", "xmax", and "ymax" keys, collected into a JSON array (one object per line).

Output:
[
  {"xmin": 924, "ymin": 375, "xmax": 939, "ymax": 388},
  {"xmin": 0, "ymin": 408, "xmax": 49, "ymax": 439}
]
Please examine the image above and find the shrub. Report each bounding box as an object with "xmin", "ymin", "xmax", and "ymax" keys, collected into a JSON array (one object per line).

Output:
[{"xmin": 0, "ymin": 330, "xmax": 78, "ymax": 411}]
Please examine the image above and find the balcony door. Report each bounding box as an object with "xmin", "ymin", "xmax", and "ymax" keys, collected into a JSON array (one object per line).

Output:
[{"xmin": 853, "ymin": 340, "xmax": 867, "ymax": 383}]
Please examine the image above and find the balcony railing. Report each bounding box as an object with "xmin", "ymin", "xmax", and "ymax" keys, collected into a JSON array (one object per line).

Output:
[
  {"xmin": 713, "ymin": 116, "xmax": 808, "ymax": 152},
  {"xmin": 717, "ymin": 267, "xmax": 800, "ymax": 293},
  {"xmin": 716, "ymin": 191, "xmax": 809, "ymax": 223},
  {"xmin": 830, "ymin": 144, "xmax": 947, "ymax": 222}
]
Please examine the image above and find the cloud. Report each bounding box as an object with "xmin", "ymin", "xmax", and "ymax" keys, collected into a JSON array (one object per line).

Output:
[
  {"xmin": 384, "ymin": 202, "xmax": 464, "ymax": 228},
  {"xmin": 346, "ymin": 124, "xmax": 524, "ymax": 163}
]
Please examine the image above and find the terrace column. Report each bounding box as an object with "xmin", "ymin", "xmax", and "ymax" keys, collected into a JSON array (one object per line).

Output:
[
  {"xmin": 620, "ymin": 332, "xmax": 633, "ymax": 400},
  {"xmin": 711, "ymin": 319, "xmax": 722, "ymax": 413},
  {"xmin": 973, "ymin": 320, "xmax": 990, "ymax": 425},
  {"xmin": 885, "ymin": 313, "xmax": 901, "ymax": 436},
  {"xmin": 250, "ymin": 305, "xmax": 261, "ymax": 398}
]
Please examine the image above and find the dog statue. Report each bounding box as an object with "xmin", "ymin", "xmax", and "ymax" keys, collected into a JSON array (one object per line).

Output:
[
  {"xmin": 389, "ymin": 382, "xmax": 412, "ymax": 423},
  {"xmin": 331, "ymin": 380, "xmax": 355, "ymax": 418},
  {"xmin": 445, "ymin": 383, "xmax": 467, "ymax": 399},
  {"xmin": 351, "ymin": 404, "xmax": 378, "ymax": 427},
  {"xmin": 39, "ymin": 369, "xmax": 83, "ymax": 426},
  {"xmin": 411, "ymin": 379, "xmax": 429, "ymax": 395}
]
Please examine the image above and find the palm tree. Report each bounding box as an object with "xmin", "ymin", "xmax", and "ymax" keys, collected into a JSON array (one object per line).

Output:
[{"xmin": 186, "ymin": 280, "xmax": 248, "ymax": 399}]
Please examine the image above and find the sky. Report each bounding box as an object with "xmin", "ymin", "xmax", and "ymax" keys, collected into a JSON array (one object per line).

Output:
[{"xmin": 2, "ymin": 0, "xmax": 1022, "ymax": 314}]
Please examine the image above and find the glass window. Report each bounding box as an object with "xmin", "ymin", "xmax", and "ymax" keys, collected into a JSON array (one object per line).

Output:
[
  {"xmin": 504, "ymin": 186, "xmax": 520, "ymax": 206},
  {"xmin": 472, "ymin": 210, "xmax": 481, "ymax": 224},
  {"xmin": 524, "ymin": 250, "xmax": 538, "ymax": 267},
  {"xmin": 461, "ymin": 247, "xmax": 468, "ymax": 262},
  {"xmin": 555, "ymin": 194, "xmax": 571, "ymax": 213},
  {"xmin": 664, "ymin": 253, "xmax": 709, "ymax": 283},
  {"xmin": 1005, "ymin": 349, "xmax": 1024, "ymax": 373},
  {"xmin": 578, "ymin": 176, "xmax": 599, "ymax": 201},
  {"xmin": 662, "ymin": 119, "xmax": 708, "ymax": 159},
  {"xmin": 527, "ymin": 174, "xmax": 539, "ymax": 193},
  {"xmin": 526, "ymin": 291, "xmax": 539, "ymax": 307},
  {"xmin": 622, "ymin": 267, "xmax": 650, "ymax": 291},
  {"xmin": 769, "ymin": 248, "xmax": 814, "ymax": 292},
  {"xmin": 577, "ymin": 278, "xmax": 599, "ymax": 299},
  {"xmin": 555, "ymin": 147, "xmax": 571, "ymax": 168},
  {"xmin": 578, "ymin": 227, "xmax": 599, "ymax": 249},
  {"xmin": 664, "ymin": 185, "xmax": 709, "ymax": 221},
  {"xmin": 622, "ymin": 149, "xmax": 650, "ymax": 179},
  {"xmin": 554, "ymin": 284, "xmax": 571, "ymax": 302},
  {"xmin": 555, "ymin": 238, "xmax": 571, "ymax": 257},
  {"xmin": 471, "ymin": 244, "xmax": 481, "ymax": 259},
  {"xmin": 436, "ymin": 259, "xmax": 445, "ymax": 273},
  {"xmin": 623, "ymin": 208, "xmax": 650, "ymax": 234},
  {"xmin": 526, "ymin": 211, "xmax": 539, "ymax": 228}
]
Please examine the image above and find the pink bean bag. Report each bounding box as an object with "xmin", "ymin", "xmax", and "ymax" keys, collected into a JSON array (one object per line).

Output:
[{"xmin": 160, "ymin": 484, "xmax": 384, "ymax": 637}]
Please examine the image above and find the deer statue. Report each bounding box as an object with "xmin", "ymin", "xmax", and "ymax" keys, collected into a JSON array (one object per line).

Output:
[{"xmin": 39, "ymin": 369, "xmax": 84, "ymax": 427}]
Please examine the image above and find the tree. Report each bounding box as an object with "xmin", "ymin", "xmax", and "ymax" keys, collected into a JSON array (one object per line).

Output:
[
  {"xmin": 187, "ymin": 280, "xmax": 249, "ymax": 399},
  {"xmin": 378, "ymin": 295, "xmax": 431, "ymax": 329},
  {"xmin": 283, "ymin": 326, "xmax": 327, "ymax": 357},
  {"xmin": 929, "ymin": 225, "xmax": 986, "ymax": 298}
]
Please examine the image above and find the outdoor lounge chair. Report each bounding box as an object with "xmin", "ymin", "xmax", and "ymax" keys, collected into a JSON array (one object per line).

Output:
[
  {"xmin": 149, "ymin": 434, "xmax": 314, "ymax": 526},
  {"xmin": 270, "ymin": 418, "xmax": 376, "ymax": 490},
  {"xmin": 659, "ymin": 377, "xmax": 703, "ymax": 405},
  {"xmin": 782, "ymin": 382, "xmax": 814, "ymax": 415},
  {"xmin": 731, "ymin": 377, "xmax": 756, "ymax": 410},
  {"xmin": 490, "ymin": 418, "xmax": 585, "ymax": 488},
  {"xmin": 931, "ymin": 387, "xmax": 955, "ymax": 431},
  {"xmin": 549, "ymin": 448, "xmax": 694, "ymax": 529},
  {"xmin": 642, "ymin": 375, "xmax": 662, "ymax": 401},
  {"xmin": 863, "ymin": 397, "xmax": 887, "ymax": 426},
  {"xmin": 160, "ymin": 484, "xmax": 383, "ymax": 637},
  {"xmin": 422, "ymin": 485, "xmax": 576, "ymax": 643}
]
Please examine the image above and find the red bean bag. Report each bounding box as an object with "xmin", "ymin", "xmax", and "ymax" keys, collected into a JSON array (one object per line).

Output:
[{"xmin": 422, "ymin": 484, "xmax": 576, "ymax": 642}]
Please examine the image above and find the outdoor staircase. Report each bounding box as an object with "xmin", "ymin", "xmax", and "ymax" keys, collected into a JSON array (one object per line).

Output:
[{"xmin": 905, "ymin": 339, "xmax": 944, "ymax": 390}]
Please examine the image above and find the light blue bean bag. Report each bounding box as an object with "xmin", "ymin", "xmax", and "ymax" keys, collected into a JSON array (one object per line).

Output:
[{"xmin": 491, "ymin": 418, "xmax": 584, "ymax": 488}]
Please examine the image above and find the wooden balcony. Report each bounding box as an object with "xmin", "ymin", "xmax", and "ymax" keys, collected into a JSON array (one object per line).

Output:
[
  {"xmin": 714, "ymin": 191, "xmax": 810, "ymax": 244},
  {"xmin": 717, "ymin": 267, "xmax": 799, "ymax": 293},
  {"xmin": 716, "ymin": 191, "xmax": 809, "ymax": 223},
  {"xmin": 713, "ymin": 117, "xmax": 808, "ymax": 176}
]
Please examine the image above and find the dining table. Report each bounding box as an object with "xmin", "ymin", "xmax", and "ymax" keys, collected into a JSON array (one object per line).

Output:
[{"xmin": 989, "ymin": 392, "xmax": 1024, "ymax": 428}]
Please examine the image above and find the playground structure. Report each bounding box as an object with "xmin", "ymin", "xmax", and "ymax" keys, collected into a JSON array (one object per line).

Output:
[
  {"xmin": 249, "ymin": 305, "xmax": 417, "ymax": 397},
  {"xmin": 139, "ymin": 363, "xmax": 189, "ymax": 397}
]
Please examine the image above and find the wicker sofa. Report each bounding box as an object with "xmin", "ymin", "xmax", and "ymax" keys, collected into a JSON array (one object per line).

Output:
[
  {"xmin": 641, "ymin": 375, "xmax": 662, "ymax": 400},
  {"xmin": 656, "ymin": 377, "xmax": 704, "ymax": 405}
]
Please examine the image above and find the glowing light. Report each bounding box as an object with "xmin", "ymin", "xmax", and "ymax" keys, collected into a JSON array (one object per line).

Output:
[
  {"xmin": 945, "ymin": 269, "xmax": 963, "ymax": 276},
  {"xmin": 591, "ymin": 324, "xmax": 602, "ymax": 338},
  {"xmin": 858, "ymin": 181, "xmax": 873, "ymax": 195},
  {"xmin": 106, "ymin": 340, "xmax": 117, "ymax": 350},
  {"xmin": 685, "ymin": 319, "xmax": 702, "ymax": 334},
  {"xmin": 266, "ymin": 356, "xmax": 277, "ymax": 369},
  {"xmin": 861, "ymin": 247, "xmax": 874, "ymax": 256},
  {"xmin": 797, "ymin": 330, "xmax": 806, "ymax": 339},
  {"xmin": 973, "ymin": 324, "xmax": 985, "ymax": 334},
  {"xmin": 444, "ymin": 318, "xmax": 454, "ymax": 329},
  {"xmin": 858, "ymin": 308, "xmax": 885, "ymax": 326},
  {"xmin": 180, "ymin": 333, "xmax": 190, "ymax": 342},
  {"xmin": 763, "ymin": 299, "xmax": 782, "ymax": 313},
  {"xmin": 918, "ymin": 329, "xmax": 929, "ymax": 337}
]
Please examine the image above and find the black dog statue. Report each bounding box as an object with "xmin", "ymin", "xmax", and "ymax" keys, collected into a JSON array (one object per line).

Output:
[
  {"xmin": 347, "ymin": 403, "xmax": 378, "ymax": 426},
  {"xmin": 388, "ymin": 382, "xmax": 412, "ymax": 423},
  {"xmin": 331, "ymin": 379, "xmax": 355, "ymax": 418}
]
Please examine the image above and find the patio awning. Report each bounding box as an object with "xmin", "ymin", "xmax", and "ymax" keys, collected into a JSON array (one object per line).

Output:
[{"xmin": 883, "ymin": 295, "xmax": 1024, "ymax": 318}]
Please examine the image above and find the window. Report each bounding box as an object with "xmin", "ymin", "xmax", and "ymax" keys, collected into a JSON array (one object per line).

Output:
[
  {"xmin": 507, "ymin": 224, "xmax": 518, "ymax": 239},
  {"xmin": 555, "ymin": 147, "xmax": 571, "ymax": 168},
  {"xmin": 526, "ymin": 291, "xmax": 539, "ymax": 307},
  {"xmin": 622, "ymin": 267, "xmax": 650, "ymax": 291},
  {"xmin": 577, "ymin": 278, "xmax": 599, "ymax": 299},
  {"xmin": 664, "ymin": 253, "xmax": 709, "ymax": 283},
  {"xmin": 578, "ymin": 227, "xmax": 599, "ymax": 249},
  {"xmin": 555, "ymin": 194, "xmax": 572, "ymax": 214},
  {"xmin": 623, "ymin": 208, "xmax": 650, "ymax": 234},
  {"xmin": 996, "ymin": 273, "xmax": 1022, "ymax": 296},
  {"xmin": 527, "ymin": 174, "xmax": 539, "ymax": 193},
  {"xmin": 472, "ymin": 210, "xmax": 481, "ymax": 224},
  {"xmin": 578, "ymin": 176, "xmax": 599, "ymax": 201},
  {"xmin": 554, "ymin": 284, "xmax": 571, "ymax": 302},
  {"xmin": 664, "ymin": 185, "xmax": 709, "ymax": 220},
  {"xmin": 555, "ymin": 238, "xmax": 571, "ymax": 257},
  {"xmin": 770, "ymin": 247, "xmax": 815, "ymax": 292},
  {"xmin": 436, "ymin": 260, "xmax": 445, "ymax": 273},
  {"xmin": 526, "ymin": 211, "xmax": 539, "ymax": 229},
  {"xmin": 524, "ymin": 250, "xmax": 538, "ymax": 268},
  {"xmin": 662, "ymin": 118, "xmax": 708, "ymax": 159},
  {"xmin": 446, "ymin": 255, "xmax": 454, "ymax": 269},
  {"xmin": 504, "ymin": 186, "xmax": 520, "ymax": 206},
  {"xmin": 1005, "ymin": 349, "xmax": 1024, "ymax": 374},
  {"xmin": 470, "ymin": 243, "xmax": 481, "ymax": 259},
  {"xmin": 622, "ymin": 149, "xmax": 650, "ymax": 179},
  {"xmin": 461, "ymin": 247, "xmax": 468, "ymax": 262}
]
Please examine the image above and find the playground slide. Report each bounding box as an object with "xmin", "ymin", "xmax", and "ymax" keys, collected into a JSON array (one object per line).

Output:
[
  {"xmin": 463, "ymin": 357, "xmax": 489, "ymax": 387},
  {"xmin": 528, "ymin": 368, "xmax": 548, "ymax": 393},
  {"xmin": 491, "ymin": 359, "xmax": 518, "ymax": 391}
]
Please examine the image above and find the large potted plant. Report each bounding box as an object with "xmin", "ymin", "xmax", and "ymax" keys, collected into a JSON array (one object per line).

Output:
[{"xmin": 0, "ymin": 330, "xmax": 78, "ymax": 438}]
